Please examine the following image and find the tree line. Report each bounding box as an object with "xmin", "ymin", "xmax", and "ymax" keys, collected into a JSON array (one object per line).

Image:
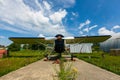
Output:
[{"xmin": 8, "ymin": 43, "xmax": 45, "ymax": 51}]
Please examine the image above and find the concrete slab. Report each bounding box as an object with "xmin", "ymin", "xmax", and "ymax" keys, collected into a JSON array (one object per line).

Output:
[
  {"xmin": 74, "ymin": 59, "xmax": 120, "ymax": 80},
  {"xmin": 0, "ymin": 60, "xmax": 55, "ymax": 80}
]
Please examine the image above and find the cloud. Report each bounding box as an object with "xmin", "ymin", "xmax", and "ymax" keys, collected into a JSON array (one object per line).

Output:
[
  {"xmin": 43, "ymin": 1, "xmax": 51, "ymax": 10},
  {"xmin": 82, "ymin": 25, "xmax": 97, "ymax": 33},
  {"xmin": 50, "ymin": 9, "xmax": 67, "ymax": 24},
  {"xmin": 89, "ymin": 25, "xmax": 98, "ymax": 30},
  {"xmin": 70, "ymin": 12, "xmax": 78, "ymax": 20},
  {"xmin": 78, "ymin": 19, "xmax": 91, "ymax": 29},
  {"xmin": 38, "ymin": 34, "xmax": 45, "ymax": 37},
  {"xmin": 47, "ymin": 0, "xmax": 75, "ymax": 8},
  {"xmin": 86, "ymin": 19, "xmax": 91, "ymax": 24},
  {"xmin": 0, "ymin": 24, "xmax": 29, "ymax": 34},
  {"xmin": 98, "ymin": 27, "xmax": 115, "ymax": 35},
  {"xmin": 83, "ymin": 28, "xmax": 89, "ymax": 32},
  {"xmin": 112, "ymin": 25, "xmax": 120, "ymax": 30},
  {"xmin": 98, "ymin": 25, "xmax": 120, "ymax": 35},
  {"xmin": 72, "ymin": 12, "xmax": 78, "ymax": 16},
  {"xmin": 78, "ymin": 20, "xmax": 97, "ymax": 35},
  {"xmin": 62, "ymin": 0, "xmax": 75, "ymax": 8},
  {"xmin": 1, "ymin": 18, "xmax": 14, "ymax": 25},
  {"xmin": 0, "ymin": 36, "xmax": 5, "ymax": 39},
  {"xmin": 72, "ymin": 12, "xmax": 76, "ymax": 16},
  {"xmin": 79, "ymin": 31, "xmax": 83, "ymax": 34},
  {"xmin": 0, "ymin": 0, "xmax": 71, "ymax": 36}
]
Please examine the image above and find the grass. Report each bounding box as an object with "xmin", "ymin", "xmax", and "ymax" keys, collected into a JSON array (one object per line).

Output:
[
  {"xmin": 53, "ymin": 58, "xmax": 78, "ymax": 80},
  {"xmin": 76, "ymin": 52, "xmax": 120, "ymax": 75},
  {"xmin": 0, "ymin": 50, "xmax": 44, "ymax": 77}
]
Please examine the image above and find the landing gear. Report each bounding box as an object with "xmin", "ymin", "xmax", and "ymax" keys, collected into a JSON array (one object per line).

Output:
[
  {"xmin": 71, "ymin": 54, "xmax": 76, "ymax": 61},
  {"xmin": 71, "ymin": 54, "xmax": 73, "ymax": 61}
]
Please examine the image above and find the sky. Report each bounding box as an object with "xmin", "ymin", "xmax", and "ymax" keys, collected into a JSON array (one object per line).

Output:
[{"xmin": 0, "ymin": 0, "xmax": 120, "ymax": 46}]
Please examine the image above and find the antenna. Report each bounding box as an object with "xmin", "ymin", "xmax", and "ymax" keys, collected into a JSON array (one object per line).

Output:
[{"xmin": 87, "ymin": 23, "xmax": 90, "ymax": 36}]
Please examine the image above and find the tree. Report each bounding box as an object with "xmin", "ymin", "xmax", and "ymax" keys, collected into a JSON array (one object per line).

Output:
[
  {"xmin": 31, "ymin": 44, "xmax": 45, "ymax": 50},
  {"xmin": 8, "ymin": 43, "xmax": 21, "ymax": 51}
]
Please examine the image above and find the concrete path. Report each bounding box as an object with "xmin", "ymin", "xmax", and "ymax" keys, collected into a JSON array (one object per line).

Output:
[
  {"xmin": 74, "ymin": 59, "xmax": 120, "ymax": 80},
  {"xmin": 0, "ymin": 58, "xmax": 120, "ymax": 80},
  {"xmin": 0, "ymin": 60, "xmax": 55, "ymax": 80}
]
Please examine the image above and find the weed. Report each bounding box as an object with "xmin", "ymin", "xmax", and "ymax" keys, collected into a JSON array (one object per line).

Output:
[{"xmin": 53, "ymin": 58, "xmax": 78, "ymax": 80}]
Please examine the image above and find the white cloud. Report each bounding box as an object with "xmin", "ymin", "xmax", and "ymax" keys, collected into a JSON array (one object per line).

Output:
[
  {"xmin": 78, "ymin": 20, "xmax": 97, "ymax": 35},
  {"xmin": 98, "ymin": 27, "xmax": 115, "ymax": 35},
  {"xmin": 78, "ymin": 19, "xmax": 91, "ymax": 29},
  {"xmin": 98, "ymin": 25, "xmax": 120, "ymax": 36},
  {"xmin": 83, "ymin": 28, "xmax": 89, "ymax": 32},
  {"xmin": 79, "ymin": 31, "xmax": 83, "ymax": 34},
  {"xmin": 43, "ymin": 1, "xmax": 51, "ymax": 10},
  {"xmin": 112, "ymin": 25, "xmax": 120, "ymax": 30},
  {"xmin": 0, "ymin": 24, "xmax": 29, "ymax": 34},
  {"xmin": 0, "ymin": 36, "xmax": 5, "ymax": 39},
  {"xmin": 72, "ymin": 12, "xmax": 76, "ymax": 16},
  {"xmin": 57, "ymin": 0, "xmax": 75, "ymax": 8},
  {"xmin": 38, "ymin": 34, "xmax": 45, "ymax": 37},
  {"xmin": 89, "ymin": 25, "xmax": 98, "ymax": 30},
  {"xmin": 1, "ymin": 18, "xmax": 14, "ymax": 25},
  {"xmin": 82, "ymin": 25, "xmax": 97, "ymax": 33},
  {"xmin": 0, "ymin": 0, "xmax": 70, "ymax": 36},
  {"xmin": 72, "ymin": 12, "xmax": 78, "ymax": 16},
  {"xmin": 70, "ymin": 12, "xmax": 78, "ymax": 20},
  {"xmin": 0, "ymin": 0, "xmax": 4, "ymax": 5},
  {"xmin": 79, "ymin": 23, "xmax": 85, "ymax": 29},
  {"xmin": 86, "ymin": 19, "xmax": 91, "ymax": 24},
  {"xmin": 50, "ymin": 9, "xmax": 67, "ymax": 24}
]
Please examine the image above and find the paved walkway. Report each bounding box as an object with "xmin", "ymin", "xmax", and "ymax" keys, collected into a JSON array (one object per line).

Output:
[
  {"xmin": 0, "ymin": 58, "xmax": 120, "ymax": 80},
  {"xmin": 0, "ymin": 60, "xmax": 55, "ymax": 80},
  {"xmin": 74, "ymin": 59, "xmax": 120, "ymax": 80}
]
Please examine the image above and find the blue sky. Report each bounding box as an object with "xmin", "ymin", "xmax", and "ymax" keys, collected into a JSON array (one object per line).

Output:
[{"xmin": 0, "ymin": 0, "xmax": 120, "ymax": 46}]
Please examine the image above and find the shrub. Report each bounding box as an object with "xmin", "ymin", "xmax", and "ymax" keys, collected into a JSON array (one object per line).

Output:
[
  {"xmin": 53, "ymin": 58, "xmax": 78, "ymax": 80},
  {"xmin": 8, "ymin": 43, "xmax": 20, "ymax": 51}
]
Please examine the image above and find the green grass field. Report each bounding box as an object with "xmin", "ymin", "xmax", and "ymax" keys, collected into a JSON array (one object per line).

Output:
[
  {"xmin": 0, "ymin": 50, "xmax": 44, "ymax": 77},
  {"xmin": 76, "ymin": 52, "xmax": 120, "ymax": 75}
]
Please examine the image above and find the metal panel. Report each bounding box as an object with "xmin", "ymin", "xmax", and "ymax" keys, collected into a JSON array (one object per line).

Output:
[{"xmin": 70, "ymin": 43, "xmax": 93, "ymax": 53}]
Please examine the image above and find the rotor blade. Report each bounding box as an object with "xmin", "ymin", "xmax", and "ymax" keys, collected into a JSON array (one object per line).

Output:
[
  {"xmin": 9, "ymin": 37, "xmax": 45, "ymax": 44},
  {"xmin": 45, "ymin": 36, "xmax": 75, "ymax": 44},
  {"xmin": 45, "ymin": 37, "xmax": 55, "ymax": 40},
  {"xmin": 74, "ymin": 35, "xmax": 111, "ymax": 43},
  {"xmin": 63, "ymin": 37, "xmax": 74, "ymax": 39},
  {"xmin": 64, "ymin": 37, "xmax": 75, "ymax": 44}
]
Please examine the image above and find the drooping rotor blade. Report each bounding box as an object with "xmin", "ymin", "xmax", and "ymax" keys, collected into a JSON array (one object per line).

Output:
[
  {"xmin": 9, "ymin": 37, "xmax": 45, "ymax": 44},
  {"xmin": 73, "ymin": 35, "xmax": 111, "ymax": 43},
  {"xmin": 45, "ymin": 37, "xmax": 75, "ymax": 44},
  {"xmin": 64, "ymin": 37, "xmax": 75, "ymax": 44},
  {"xmin": 9, "ymin": 35, "xmax": 111, "ymax": 44},
  {"xmin": 63, "ymin": 37, "xmax": 74, "ymax": 39}
]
